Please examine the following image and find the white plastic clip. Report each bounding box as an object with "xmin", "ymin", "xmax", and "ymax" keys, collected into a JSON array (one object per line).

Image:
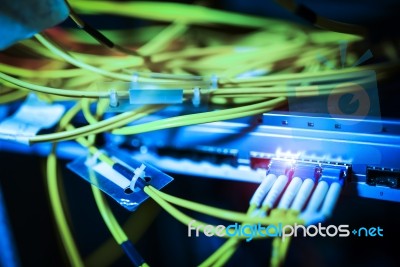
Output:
[
  {"xmin": 109, "ymin": 89, "xmax": 119, "ymax": 108},
  {"xmin": 211, "ymin": 74, "xmax": 218, "ymax": 90},
  {"xmin": 192, "ymin": 87, "xmax": 201, "ymax": 107},
  {"xmin": 85, "ymin": 149, "xmax": 105, "ymax": 167},
  {"xmin": 132, "ymin": 73, "xmax": 139, "ymax": 83},
  {"xmin": 130, "ymin": 164, "xmax": 146, "ymax": 191}
]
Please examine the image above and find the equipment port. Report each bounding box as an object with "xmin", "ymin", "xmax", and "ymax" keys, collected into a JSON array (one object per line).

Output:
[
  {"xmin": 366, "ymin": 166, "xmax": 400, "ymax": 189},
  {"xmin": 157, "ymin": 146, "xmax": 238, "ymax": 166},
  {"xmin": 249, "ymin": 152, "xmax": 273, "ymax": 170}
]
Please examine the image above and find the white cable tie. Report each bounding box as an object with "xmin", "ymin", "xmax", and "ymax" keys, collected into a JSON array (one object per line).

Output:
[
  {"xmin": 109, "ymin": 89, "xmax": 119, "ymax": 108},
  {"xmin": 85, "ymin": 149, "xmax": 105, "ymax": 167},
  {"xmin": 210, "ymin": 74, "xmax": 218, "ymax": 90},
  {"xmin": 130, "ymin": 164, "xmax": 146, "ymax": 191},
  {"xmin": 192, "ymin": 87, "xmax": 201, "ymax": 107},
  {"xmin": 132, "ymin": 72, "xmax": 139, "ymax": 83}
]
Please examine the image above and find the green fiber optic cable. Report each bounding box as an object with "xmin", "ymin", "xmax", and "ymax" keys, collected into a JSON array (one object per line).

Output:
[
  {"xmin": 145, "ymin": 187, "xmax": 301, "ymax": 239},
  {"xmin": 77, "ymin": 102, "xmax": 128, "ymax": 244},
  {"xmin": 85, "ymin": 202, "xmax": 160, "ymax": 267},
  {"xmin": 0, "ymin": 63, "xmax": 88, "ymax": 79},
  {"xmin": 112, "ymin": 97, "xmax": 286, "ymax": 135},
  {"xmin": 62, "ymin": 75, "xmax": 101, "ymax": 93},
  {"xmin": 59, "ymin": 102, "xmax": 83, "ymax": 129},
  {"xmin": 151, "ymin": 46, "xmax": 235, "ymax": 63},
  {"xmin": 30, "ymin": 105, "xmax": 163, "ymax": 143},
  {"xmin": 91, "ymin": 183, "xmax": 127, "ymax": 244},
  {"xmin": 0, "ymin": 72, "xmax": 104, "ymax": 98},
  {"xmin": 150, "ymin": 188, "xmax": 288, "ymax": 225},
  {"xmin": 137, "ymin": 20, "xmax": 188, "ymax": 56},
  {"xmin": 29, "ymin": 98, "xmax": 280, "ymax": 143},
  {"xmin": 198, "ymin": 206, "xmax": 258, "ymax": 267},
  {"xmin": 0, "ymin": 90, "xmax": 27, "ymax": 104},
  {"xmin": 270, "ymin": 235, "xmax": 282, "ymax": 267},
  {"xmin": 47, "ymin": 153, "xmax": 84, "ymax": 267},
  {"xmin": 35, "ymin": 34, "xmax": 136, "ymax": 82},
  {"xmin": 214, "ymin": 246, "xmax": 238, "ymax": 267},
  {"xmin": 46, "ymin": 102, "xmax": 85, "ymax": 267},
  {"xmin": 69, "ymin": 1, "xmax": 281, "ymax": 28},
  {"xmin": 211, "ymin": 97, "xmax": 270, "ymax": 105},
  {"xmin": 81, "ymin": 98, "xmax": 98, "ymax": 125},
  {"xmin": 18, "ymin": 39, "xmax": 64, "ymax": 60},
  {"xmin": 35, "ymin": 34, "xmax": 199, "ymax": 83},
  {"xmin": 225, "ymin": 65, "xmax": 373, "ymax": 84},
  {"xmin": 199, "ymin": 238, "xmax": 238, "ymax": 267},
  {"xmin": 279, "ymin": 236, "xmax": 292, "ymax": 264}
]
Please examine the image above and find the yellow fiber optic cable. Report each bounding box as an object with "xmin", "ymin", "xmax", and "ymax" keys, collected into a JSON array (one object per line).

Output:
[
  {"xmin": 46, "ymin": 102, "xmax": 85, "ymax": 267},
  {"xmin": 68, "ymin": 0, "xmax": 281, "ymax": 28},
  {"xmin": 112, "ymin": 97, "xmax": 286, "ymax": 135}
]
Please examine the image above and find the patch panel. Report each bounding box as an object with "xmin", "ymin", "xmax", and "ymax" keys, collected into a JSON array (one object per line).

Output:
[
  {"xmin": 366, "ymin": 166, "xmax": 400, "ymax": 189},
  {"xmin": 120, "ymin": 111, "xmax": 400, "ymax": 202}
]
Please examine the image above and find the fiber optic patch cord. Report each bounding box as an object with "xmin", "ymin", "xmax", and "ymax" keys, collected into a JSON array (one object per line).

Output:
[{"xmin": 1, "ymin": 1, "xmax": 399, "ymax": 266}]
